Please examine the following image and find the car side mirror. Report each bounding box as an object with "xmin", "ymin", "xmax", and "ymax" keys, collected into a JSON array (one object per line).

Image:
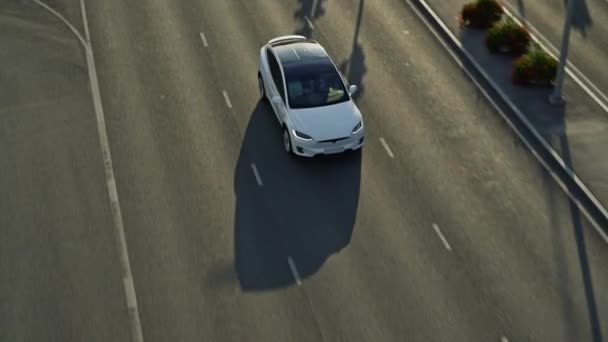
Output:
[
  {"xmin": 271, "ymin": 96, "xmax": 282, "ymax": 105},
  {"xmin": 349, "ymin": 84, "xmax": 358, "ymax": 95}
]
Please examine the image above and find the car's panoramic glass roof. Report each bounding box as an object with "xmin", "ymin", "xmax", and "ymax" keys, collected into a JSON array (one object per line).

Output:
[{"xmin": 274, "ymin": 42, "xmax": 329, "ymax": 66}]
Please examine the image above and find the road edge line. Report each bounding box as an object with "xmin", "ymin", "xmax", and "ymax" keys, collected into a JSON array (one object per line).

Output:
[
  {"xmin": 33, "ymin": 0, "xmax": 88, "ymax": 49},
  {"xmin": 35, "ymin": 1, "xmax": 146, "ymax": 340},
  {"xmin": 78, "ymin": 1, "xmax": 146, "ymax": 341}
]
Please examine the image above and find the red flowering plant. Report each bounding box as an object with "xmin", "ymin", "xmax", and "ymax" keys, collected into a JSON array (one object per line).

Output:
[
  {"xmin": 459, "ymin": 0, "xmax": 504, "ymax": 29},
  {"xmin": 512, "ymin": 44, "xmax": 558, "ymax": 86},
  {"xmin": 486, "ymin": 18, "xmax": 531, "ymax": 55}
]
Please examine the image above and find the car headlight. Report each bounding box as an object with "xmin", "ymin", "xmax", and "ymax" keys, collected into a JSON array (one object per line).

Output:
[
  {"xmin": 352, "ymin": 121, "xmax": 363, "ymax": 134},
  {"xmin": 293, "ymin": 129, "xmax": 313, "ymax": 141}
]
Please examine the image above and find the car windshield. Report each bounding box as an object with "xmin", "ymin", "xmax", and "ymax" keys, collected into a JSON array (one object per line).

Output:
[{"xmin": 285, "ymin": 63, "xmax": 349, "ymax": 109}]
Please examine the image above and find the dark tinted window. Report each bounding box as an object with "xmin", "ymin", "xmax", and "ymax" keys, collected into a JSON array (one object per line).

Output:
[
  {"xmin": 284, "ymin": 63, "xmax": 349, "ymax": 109},
  {"xmin": 266, "ymin": 50, "xmax": 285, "ymax": 102}
]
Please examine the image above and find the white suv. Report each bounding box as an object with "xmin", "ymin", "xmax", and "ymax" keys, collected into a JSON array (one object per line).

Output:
[{"xmin": 258, "ymin": 35, "xmax": 364, "ymax": 157}]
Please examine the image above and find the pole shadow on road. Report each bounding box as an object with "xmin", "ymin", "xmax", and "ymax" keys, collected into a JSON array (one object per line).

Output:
[
  {"xmin": 545, "ymin": 131, "xmax": 605, "ymax": 342},
  {"xmin": 293, "ymin": 0, "xmax": 327, "ymax": 37},
  {"xmin": 513, "ymin": 0, "xmax": 593, "ymax": 37},
  {"xmin": 459, "ymin": 24, "xmax": 603, "ymax": 341},
  {"xmin": 516, "ymin": 0, "xmax": 527, "ymax": 21},
  {"xmin": 293, "ymin": 0, "xmax": 367, "ymax": 101},
  {"xmin": 338, "ymin": 0, "xmax": 367, "ymax": 101},
  {"xmin": 563, "ymin": 0, "xmax": 593, "ymax": 37},
  {"xmin": 233, "ymin": 100, "xmax": 362, "ymax": 290}
]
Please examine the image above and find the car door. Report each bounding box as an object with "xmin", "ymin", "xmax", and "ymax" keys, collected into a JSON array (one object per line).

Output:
[{"xmin": 265, "ymin": 49, "xmax": 287, "ymax": 123}]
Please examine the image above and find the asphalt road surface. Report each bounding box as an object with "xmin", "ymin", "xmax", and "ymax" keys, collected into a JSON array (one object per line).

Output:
[
  {"xmin": 0, "ymin": 2, "xmax": 130, "ymax": 341},
  {"xmin": 2, "ymin": 0, "xmax": 608, "ymax": 341}
]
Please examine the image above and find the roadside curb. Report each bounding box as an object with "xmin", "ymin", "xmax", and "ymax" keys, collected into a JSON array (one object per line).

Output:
[{"xmin": 407, "ymin": 0, "xmax": 608, "ymax": 233}]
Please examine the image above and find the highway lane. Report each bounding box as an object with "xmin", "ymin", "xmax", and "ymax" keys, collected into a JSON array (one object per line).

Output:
[
  {"xmin": 0, "ymin": 3, "xmax": 130, "ymax": 341},
  {"xmin": 83, "ymin": 1, "xmax": 325, "ymax": 341},
  {"xmin": 196, "ymin": 0, "xmax": 608, "ymax": 340},
  {"xmin": 80, "ymin": 0, "xmax": 608, "ymax": 341}
]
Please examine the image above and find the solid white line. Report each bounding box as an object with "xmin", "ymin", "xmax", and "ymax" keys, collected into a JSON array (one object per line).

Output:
[
  {"xmin": 199, "ymin": 32, "xmax": 208, "ymax": 47},
  {"xmin": 250, "ymin": 163, "xmax": 263, "ymax": 187},
  {"xmin": 379, "ymin": 137, "xmax": 395, "ymax": 158},
  {"xmin": 287, "ymin": 257, "xmax": 302, "ymax": 286},
  {"xmin": 408, "ymin": 0, "xmax": 608, "ymax": 245},
  {"xmin": 79, "ymin": 1, "xmax": 144, "ymax": 341},
  {"xmin": 33, "ymin": 0, "xmax": 88, "ymax": 48},
  {"xmin": 123, "ymin": 276, "xmax": 138, "ymax": 309},
  {"xmin": 501, "ymin": 3, "xmax": 608, "ymax": 112},
  {"xmin": 433, "ymin": 224, "xmax": 452, "ymax": 251},
  {"xmin": 222, "ymin": 90, "xmax": 232, "ymax": 109},
  {"xmin": 304, "ymin": 16, "xmax": 315, "ymax": 30},
  {"xmin": 80, "ymin": 0, "xmax": 91, "ymax": 42},
  {"xmin": 501, "ymin": 337, "xmax": 509, "ymax": 342}
]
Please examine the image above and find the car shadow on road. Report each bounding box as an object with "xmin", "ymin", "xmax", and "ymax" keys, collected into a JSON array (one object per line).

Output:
[{"xmin": 233, "ymin": 100, "xmax": 362, "ymax": 291}]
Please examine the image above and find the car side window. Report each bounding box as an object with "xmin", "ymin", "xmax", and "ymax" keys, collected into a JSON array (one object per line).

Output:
[{"xmin": 266, "ymin": 50, "xmax": 286, "ymax": 102}]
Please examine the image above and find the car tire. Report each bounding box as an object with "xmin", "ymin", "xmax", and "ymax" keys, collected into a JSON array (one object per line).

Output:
[
  {"xmin": 258, "ymin": 72, "xmax": 268, "ymax": 102},
  {"xmin": 283, "ymin": 127, "xmax": 294, "ymax": 156}
]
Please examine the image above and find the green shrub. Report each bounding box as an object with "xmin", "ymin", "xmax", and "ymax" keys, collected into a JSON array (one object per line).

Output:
[
  {"xmin": 486, "ymin": 18, "xmax": 531, "ymax": 55},
  {"xmin": 512, "ymin": 45, "xmax": 558, "ymax": 86},
  {"xmin": 460, "ymin": 0, "xmax": 504, "ymax": 29}
]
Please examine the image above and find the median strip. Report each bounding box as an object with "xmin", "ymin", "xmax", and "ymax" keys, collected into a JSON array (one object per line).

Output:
[
  {"xmin": 407, "ymin": 0, "xmax": 608, "ymax": 235},
  {"xmin": 499, "ymin": 2, "xmax": 608, "ymax": 111}
]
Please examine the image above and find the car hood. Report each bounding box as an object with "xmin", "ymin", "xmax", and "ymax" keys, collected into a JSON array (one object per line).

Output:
[{"xmin": 289, "ymin": 101, "xmax": 362, "ymax": 141}]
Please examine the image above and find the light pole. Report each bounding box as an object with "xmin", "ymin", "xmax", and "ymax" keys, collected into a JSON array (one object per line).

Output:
[{"xmin": 549, "ymin": 0, "xmax": 577, "ymax": 105}]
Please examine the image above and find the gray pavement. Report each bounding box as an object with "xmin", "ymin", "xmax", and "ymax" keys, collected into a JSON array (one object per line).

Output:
[
  {"xmin": 3, "ymin": 0, "xmax": 608, "ymax": 341},
  {"xmin": 0, "ymin": 4, "xmax": 130, "ymax": 342}
]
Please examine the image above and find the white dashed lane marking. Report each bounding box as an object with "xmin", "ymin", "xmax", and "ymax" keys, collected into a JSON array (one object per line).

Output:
[
  {"xmin": 288, "ymin": 257, "xmax": 302, "ymax": 286},
  {"xmin": 222, "ymin": 90, "xmax": 232, "ymax": 109},
  {"xmin": 250, "ymin": 164, "xmax": 263, "ymax": 187},
  {"xmin": 200, "ymin": 32, "xmax": 208, "ymax": 47},
  {"xmin": 379, "ymin": 137, "xmax": 395, "ymax": 159},
  {"xmin": 433, "ymin": 223, "xmax": 452, "ymax": 251}
]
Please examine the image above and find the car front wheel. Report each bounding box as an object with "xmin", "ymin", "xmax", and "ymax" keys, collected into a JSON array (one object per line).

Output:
[
  {"xmin": 258, "ymin": 73, "xmax": 267, "ymax": 102},
  {"xmin": 283, "ymin": 128, "xmax": 294, "ymax": 156}
]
